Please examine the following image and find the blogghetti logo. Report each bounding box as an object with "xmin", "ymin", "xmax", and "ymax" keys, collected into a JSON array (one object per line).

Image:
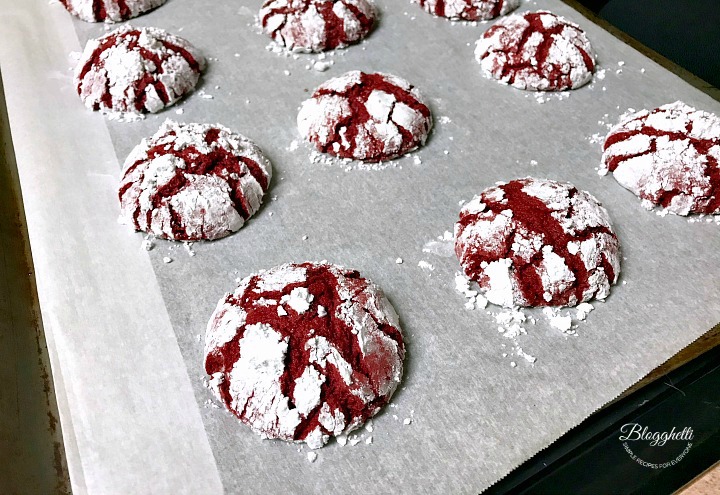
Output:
[{"xmin": 619, "ymin": 423, "xmax": 694, "ymax": 469}]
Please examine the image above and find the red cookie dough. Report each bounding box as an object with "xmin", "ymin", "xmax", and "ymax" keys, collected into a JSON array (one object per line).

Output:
[
  {"xmin": 118, "ymin": 121, "xmax": 272, "ymax": 241},
  {"xmin": 416, "ymin": 0, "xmax": 519, "ymax": 22},
  {"xmin": 297, "ymin": 71, "xmax": 433, "ymax": 162},
  {"xmin": 475, "ymin": 10, "xmax": 596, "ymax": 91},
  {"xmin": 204, "ymin": 262, "xmax": 405, "ymax": 449},
  {"xmin": 74, "ymin": 25, "xmax": 205, "ymax": 115},
  {"xmin": 601, "ymin": 101, "xmax": 720, "ymax": 216},
  {"xmin": 59, "ymin": 0, "xmax": 166, "ymax": 22},
  {"xmin": 260, "ymin": 0, "xmax": 376, "ymax": 52},
  {"xmin": 455, "ymin": 178, "xmax": 620, "ymax": 308}
]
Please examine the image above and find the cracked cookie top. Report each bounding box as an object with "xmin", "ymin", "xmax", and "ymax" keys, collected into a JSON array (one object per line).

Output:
[
  {"xmin": 60, "ymin": 0, "xmax": 166, "ymax": 23},
  {"xmin": 455, "ymin": 178, "xmax": 621, "ymax": 308},
  {"xmin": 416, "ymin": 0, "xmax": 519, "ymax": 22},
  {"xmin": 475, "ymin": 10, "xmax": 595, "ymax": 91},
  {"xmin": 260, "ymin": 0, "xmax": 376, "ymax": 52},
  {"xmin": 118, "ymin": 120, "xmax": 272, "ymax": 241},
  {"xmin": 297, "ymin": 71, "xmax": 433, "ymax": 162},
  {"xmin": 204, "ymin": 262, "xmax": 405, "ymax": 449},
  {"xmin": 601, "ymin": 101, "xmax": 720, "ymax": 216},
  {"xmin": 74, "ymin": 25, "xmax": 205, "ymax": 116}
]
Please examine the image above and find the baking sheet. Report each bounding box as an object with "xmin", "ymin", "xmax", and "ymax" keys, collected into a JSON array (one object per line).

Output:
[{"xmin": 3, "ymin": 0, "xmax": 720, "ymax": 493}]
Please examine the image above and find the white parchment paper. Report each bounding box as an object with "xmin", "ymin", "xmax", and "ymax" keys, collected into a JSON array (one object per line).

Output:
[{"xmin": 2, "ymin": 0, "xmax": 719, "ymax": 493}]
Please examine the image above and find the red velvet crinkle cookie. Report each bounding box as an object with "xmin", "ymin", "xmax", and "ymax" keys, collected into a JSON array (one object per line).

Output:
[
  {"xmin": 455, "ymin": 178, "xmax": 620, "ymax": 308},
  {"xmin": 601, "ymin": 101, "xmax": 720, "ymax": 216},
  {"xmin": 297, "ymin": 71, "xmax": 433, "ymax": 162},
  {"xmin": 118, "ymin": 121, "xmax": 272, "ymax": 241},
  {"xmin": 260, "ymin": 0, "xmax": 376, "ymax": 52},
  {"xmin": 59, "ymin": 0, "xmax": 166, "ymax": 22},
  {"xmin": 74, "ymin": 25, "xmax": 205, "ymax": 115},
  {"xmin": 475, "ymin": 10, "xmax": 595, "ymax": 91},
  {"xmin": 204, "ymin": 262, "xmax": 405, "ymax": 449},
  {"xmin": 416, "ymin": 0, "xmax": 519, "ymax": 22}
]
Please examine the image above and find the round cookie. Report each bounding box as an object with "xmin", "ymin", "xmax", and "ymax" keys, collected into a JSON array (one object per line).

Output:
[
  {"xmin": 74, "ymin": 25, "xmax": 205, "ymax": 115},
  {"xmin": 118, "ymin": 121, "xmax": 272, "ymax": 241},
  {"xmin": 454, "ymin": 178, "xmax": 620, "ymax": 308},
  {"xmin": 204, "ymin": 262, "xmax": 405, "ymax": 449},
  {"xmin": 260, "ymin": 0, "xmax": 376, "ymax": 52},
  {"xmin": 475, "ymin": 10, "xmax": 595, "ymax": 91},
  {"xmin": 417, "ymin": 0, "xmax": 519, "ymax": 22},
  {"xmin": 59, "ymin": 0, "xmax": 166, "ymax": 22},
  {"xmin": 297, "ymin": 71, "xmax": 433, "ymax": 162},
  {"xmin": 601, "ymin": 101, "xmax": 720, "ymax": 216}
]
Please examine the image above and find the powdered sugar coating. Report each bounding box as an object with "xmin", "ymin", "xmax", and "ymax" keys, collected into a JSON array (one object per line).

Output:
[
  {"xmin": 204, "ymin": 262, "xmax": 404, "ymax": 449},
  {"xmin": 475, "ymin": 11, "xmax": 595, "ymax": 91},
  {"xmin": 601, "ymin": 101, "xmax": 720, "ymax": 215},
  {"xmin": 260, "ymin": 0, "xmax": 376, "ymax": 52},
  {"xmin": 118, "ymin": 121, "xmax": 272, "ymax": 241},
  {"xmin": 416, "ymin": 0, "xmax": 519, "ymax": 21},
  {"xmin": 74, "ymin": 25, "xmax": 205, "ymax": 115},
  {"xmin": 455, "ymin": 178, "xmax": 620, "ymax": 308},
  {"xmin": 298, "ymin": 71, "xmax": 433, "ymax": 162},
  {"xmin": 59, "ymin": 0, "xmax": 166, "ymax": 22}
]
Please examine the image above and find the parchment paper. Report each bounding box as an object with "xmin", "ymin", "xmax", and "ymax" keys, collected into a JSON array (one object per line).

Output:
[{"xmin": 3, "ymin": 0, "xmax": 720, "ymax": 493}]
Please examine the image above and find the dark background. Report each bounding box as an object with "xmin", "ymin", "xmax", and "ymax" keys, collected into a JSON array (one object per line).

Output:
[{"xmin": 578, "ymin": 0, "xmax": 720, "ymax": 89}]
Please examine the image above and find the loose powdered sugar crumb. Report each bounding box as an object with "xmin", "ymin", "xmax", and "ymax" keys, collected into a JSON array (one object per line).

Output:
[{"xmin": 418, "ymin": 261, "xmax": 435, "ymax": 273}]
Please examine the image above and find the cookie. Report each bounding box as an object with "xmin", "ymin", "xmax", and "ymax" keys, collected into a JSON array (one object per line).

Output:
[
  {"xmin": 601, "ymin": 101, "xmax": 720, "ymax": 215},
  {"xmin": 454, "ymin": 178, "xmax": 620, "ymax": 308},
  {"xmin": 416, "ymin": 0, "xmax": 519, "ymax": 22},
  {"xmin": 204, "ymin": 262, "xmax": 405, "ymax": 449},
  {"xmin": 297, "ymin": 71, "xmax": 433, "ymax": 162},
  {"xmin": 118, "ymin": 121, "xmax": 271, "ymax": 241},
  {"xmin": 59, "ymin": 0, "xmax": 166, "ymax": 22},
  {"xmin": 475, "ymin": 10, "xmax": 595, "ymax": 91},
  {"xmin": 74, "ymin": 25, "xmax": 205, "ymax": 115},
  {"xmin": 260, "ymin": 0, "xmax": 376, "ymax": 52}
]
